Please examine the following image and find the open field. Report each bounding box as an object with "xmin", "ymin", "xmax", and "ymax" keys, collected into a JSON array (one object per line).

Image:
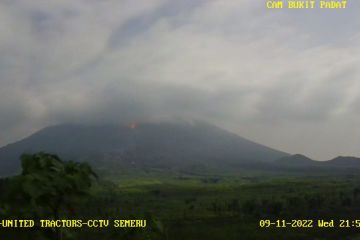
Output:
[{"xmin": 76, "ymin": 172, "xmax": 360, "ymax": 239}]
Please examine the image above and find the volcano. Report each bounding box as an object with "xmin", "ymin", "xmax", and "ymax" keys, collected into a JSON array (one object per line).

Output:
[{"xmin": 0, "ymin": 121, "xmax": 289, "ymax": 176}]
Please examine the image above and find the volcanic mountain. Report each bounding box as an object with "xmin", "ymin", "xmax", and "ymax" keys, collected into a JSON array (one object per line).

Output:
[{"xmin": 0, "ymin": 121, "xmax": 289, "ymax": 176}]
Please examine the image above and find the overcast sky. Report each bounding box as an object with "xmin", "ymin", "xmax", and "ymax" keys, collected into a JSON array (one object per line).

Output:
[{"xmin": 0, "ymin": 0, "xmax": 359, "ymax": 160}]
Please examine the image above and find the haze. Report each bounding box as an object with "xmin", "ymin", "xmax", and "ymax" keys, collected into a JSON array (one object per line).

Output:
[{"xmin": 0, "ymin": 0, "xmax": 359, "ymax": 160}]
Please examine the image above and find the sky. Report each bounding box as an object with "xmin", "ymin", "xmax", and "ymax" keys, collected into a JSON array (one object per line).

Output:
[{"xmin": 0, "ymin": 0, "xmax": 359, "ymax": 160}]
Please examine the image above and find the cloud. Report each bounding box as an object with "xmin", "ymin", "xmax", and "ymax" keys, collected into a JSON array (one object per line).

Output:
[{"xmin": 0, "ymin": 0, "xmax": 359, "ymax": 160}]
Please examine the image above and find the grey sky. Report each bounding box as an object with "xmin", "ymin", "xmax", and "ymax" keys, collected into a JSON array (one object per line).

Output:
[{"xmin": 0, "ymin": 0, "xmax": 359, "ymax": 160}]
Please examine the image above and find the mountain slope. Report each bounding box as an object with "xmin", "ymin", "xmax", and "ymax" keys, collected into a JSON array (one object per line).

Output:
[
  {"xmin": 0, "ymin": 121, "xmax": 289, "ymax": 176},
  {"xmin": 275, "ymin": 154, "xmax": 320, "ymax": 167}
]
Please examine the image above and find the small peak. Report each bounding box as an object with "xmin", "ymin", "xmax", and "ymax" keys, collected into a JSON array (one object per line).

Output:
[{"xmin": 292, "ymin": 154, "xmax": 310, "ymax": 159}]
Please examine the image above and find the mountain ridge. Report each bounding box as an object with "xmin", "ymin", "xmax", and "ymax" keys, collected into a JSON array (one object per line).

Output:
[
  {"xmin": 0, "ymin": 121, "xmax": 289, "ymax": 176},
  {"xmin": 1, "ymin": 122, "xmax": 359, "ymax": 176}
]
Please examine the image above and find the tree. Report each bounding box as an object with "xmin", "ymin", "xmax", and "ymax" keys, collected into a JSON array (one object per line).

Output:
[
  {"xmin": 1, "ymin": 152, "xmax": 97, "ymax": 239},
  {"xmin": 20, "ymin": 152, "xmax": 97, "ymax": 219}
]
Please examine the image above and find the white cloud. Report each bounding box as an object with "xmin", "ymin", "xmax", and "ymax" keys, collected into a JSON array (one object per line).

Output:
[{"xmin": 0, "ymin": 0, "xmax": 359, "ymax": 159}]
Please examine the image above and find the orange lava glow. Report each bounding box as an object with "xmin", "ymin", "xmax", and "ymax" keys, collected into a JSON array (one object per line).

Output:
[{"xmin": 128, "ymin": 122, "xmax": 138, "ymax": 129}]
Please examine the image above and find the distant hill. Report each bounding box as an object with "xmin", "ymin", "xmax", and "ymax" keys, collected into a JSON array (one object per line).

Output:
[
  {"xmin": 275, "ymin": 154, "xmax": 360, "ymax": 173},
  {"xmin": 0, "ymin": 121, "xmax": 289, "ymax": 176},
  {"xmin": 326, "ymin": 156, "xmax": 360, "ymax": 168}
]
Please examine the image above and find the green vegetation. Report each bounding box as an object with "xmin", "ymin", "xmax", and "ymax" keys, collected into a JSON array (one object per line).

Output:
[
  {"xmin": 0, "ymin": 153, "xmax": 97, "ymax": 239},
  {"xmin": 85, "ymin": 173, "xmax": 360, "ymax": 240},
  {"xmin": 2, "ymin": 153, "xmax": 360, "ymax": 239}
]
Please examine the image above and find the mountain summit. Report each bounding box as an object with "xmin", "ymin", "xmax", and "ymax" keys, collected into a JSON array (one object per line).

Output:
[{"xmin": 0, "ymin": 121, "xmax": 288, "ymax": 176}]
